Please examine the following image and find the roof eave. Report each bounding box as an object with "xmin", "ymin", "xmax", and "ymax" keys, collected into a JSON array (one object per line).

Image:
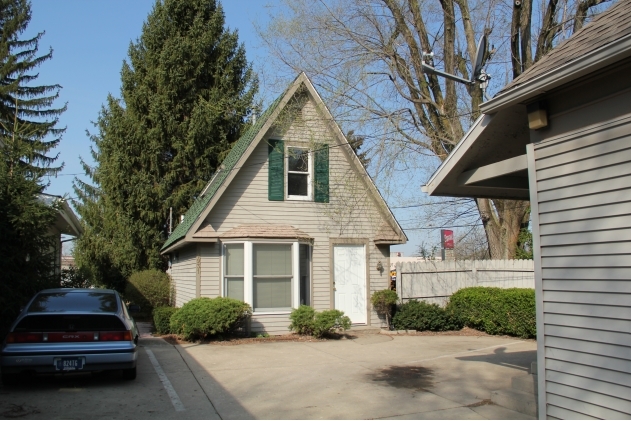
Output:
[{"xmin": 482, "ymin": 33, "xmax": 631, "ymax": 114}]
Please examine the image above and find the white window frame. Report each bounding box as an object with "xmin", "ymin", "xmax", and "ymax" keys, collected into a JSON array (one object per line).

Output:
[
  {"xmin": 221, "ymin": 240, "xmax": 310, "ymax": 315},
  {"xmin": 285, "ymin": 146, "xmax": 313, "ymax": 201}
]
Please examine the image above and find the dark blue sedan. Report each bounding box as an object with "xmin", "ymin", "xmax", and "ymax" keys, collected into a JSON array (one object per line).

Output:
[{"xmin": 1, "ymin": 288, "xmax": 139, "ymax": 385}]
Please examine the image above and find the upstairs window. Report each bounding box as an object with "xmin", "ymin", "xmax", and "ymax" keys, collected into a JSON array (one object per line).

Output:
[
  {"xmin": 287, "ymin": 147, "xmax": 311, "ymax": 199},
  {"xmin": 268, "ymin": 139, "xmax": 329, "ymax": 203}
]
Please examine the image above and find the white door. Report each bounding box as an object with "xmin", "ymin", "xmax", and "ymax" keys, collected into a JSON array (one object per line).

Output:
[{"xmin": 333, "ymin": 245, "xmax": 367, "ymax": 324}]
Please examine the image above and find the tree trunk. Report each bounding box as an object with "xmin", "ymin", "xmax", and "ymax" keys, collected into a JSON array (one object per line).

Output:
[{"xmin": 478, "ymin": 198, "xmax": 530, "ymax": 259}]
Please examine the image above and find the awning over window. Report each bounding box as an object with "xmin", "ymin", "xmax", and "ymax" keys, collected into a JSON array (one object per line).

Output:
[{"xmin": 220, "ymin": 224, "xmax": 312, "ymax": 241}]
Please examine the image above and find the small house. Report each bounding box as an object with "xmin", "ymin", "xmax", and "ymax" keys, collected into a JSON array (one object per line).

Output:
[{"xmin": 161, "ymin": 73, "xmax": 406, "ymax": 334}]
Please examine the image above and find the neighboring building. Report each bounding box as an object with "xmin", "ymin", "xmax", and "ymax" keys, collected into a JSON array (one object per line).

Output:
[
  {"xmin": 38, "ymin": 194, "xmax": 82, "ymax": 275},
  {"xmin": 423, "ymin": 1, "xmax": 631, "ymax": 419},
  {"xmin": 161, "ymin": 73, "xmax": 407, "ymax": 334}
]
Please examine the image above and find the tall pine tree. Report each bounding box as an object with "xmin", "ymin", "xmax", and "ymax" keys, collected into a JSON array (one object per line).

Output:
[
  {"xmin": 74, "ymin": 0, "xmax": 257, "ymax": 289},
  {"xmin": 0, "ymin": 0, "xmax": 66, "ymax": 334}
]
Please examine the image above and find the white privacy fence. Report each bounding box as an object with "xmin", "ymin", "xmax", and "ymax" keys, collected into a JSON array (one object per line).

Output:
[{"xmin": 395, "ymin": 260, "xmax": 534, "ymax": 306}]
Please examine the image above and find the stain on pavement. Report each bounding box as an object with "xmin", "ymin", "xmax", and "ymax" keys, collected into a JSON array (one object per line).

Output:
[{"xmin": 370, "ymin": 365, "xmax": 434, "ymax": 390}]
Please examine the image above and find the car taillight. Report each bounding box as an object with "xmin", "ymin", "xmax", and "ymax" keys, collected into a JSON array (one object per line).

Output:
[
  {"xmin": 99, "ymin": 331, "xmax": 132, "ymax": 341},
  {"xmin": 6, "ymin": 332, "xmax": 43, "ymax": 343}
]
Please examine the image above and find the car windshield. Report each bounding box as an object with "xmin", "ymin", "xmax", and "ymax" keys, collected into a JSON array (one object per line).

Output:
[{"xmin": 28, "ymin": 292, "xmax": 119, "ymax": 313}]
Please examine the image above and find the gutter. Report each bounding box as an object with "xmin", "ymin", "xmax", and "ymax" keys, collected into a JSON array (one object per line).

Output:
[{"xmin": 482, "ymin": 33, "xmax": 631, "ymax": 114}]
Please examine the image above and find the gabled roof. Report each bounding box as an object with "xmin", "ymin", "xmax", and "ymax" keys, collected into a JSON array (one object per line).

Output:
[
  {"xmin": 482, "ymin": 0, "xmax": 631, "ymax": 114},
  {"xmin": 161, "ymin": 81, "xmax": 286, "ymax": 252},
  {"xmin": 499, "ymin": 0, "xmax": 630, "ymax": 95},
  {"xmin": 162, "ymin": 73, "xmax": 407, "ymax": 252},
  {"xmin": 38, "ymin": 193, "xmax": 83, "ymax": 237},
  {"xmin": 425, "ymin": 0, "xmax": 631, "ymax": 200}
]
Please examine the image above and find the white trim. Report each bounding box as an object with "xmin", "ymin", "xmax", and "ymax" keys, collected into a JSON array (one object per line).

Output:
[
  {"xmin": 221, "ymin": 239, "xmax": 311, "ymax": 314},
  {"xmin": 285, "ymin": 146, "xmax": 313, "ymax": 201},
  {"xmin": 527, "ymin": 143, "xmax": 547, "ymax": 419},
  {"xmin": 422, "ymin": 115, "xmax": 492, "ymax": 195},
  {"xmin": 244, "ymin": 242, "xmax": 253, "ymax": 305},
  {"xmin": 292, "ymin": 241, "xmax": 300, "ymax": 308}
]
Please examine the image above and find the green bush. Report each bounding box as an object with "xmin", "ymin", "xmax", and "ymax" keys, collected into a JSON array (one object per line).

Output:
[
  {"xmin": 125, "ymin": 269, "xmax": 171, "ymax": 313},
  {"xmin": 288, "ymin": 305, "xmax": 316, "ymax": 335},
  {"xmin": 393, "ymin": 300, "xmax": 462, "ymax": 331},
  {"xmin": 446, "ymin": 287, "xmax": 536, "ymax": 338},
  {"xmin": 153, "ymin": 306, "xmax": 179, "ymax": 335},
  {"xmin": 371, "ymin": 289, "xmax": 398, "ymax": 327},
  {"xmin": 312, "ymin": 310, "xmax": 351, "ymax": 338},
  {"xmin": 288, "ymin": 307, "xmax": 352, "ymax": 338},
  {"xmin": 169, "ymin": 297, "xmax": 252, "ymax": 341}
]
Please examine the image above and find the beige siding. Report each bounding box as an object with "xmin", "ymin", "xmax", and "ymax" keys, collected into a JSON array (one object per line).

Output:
[
  {"xmin": 532, "ymin": 88, "xmax": 631, "ymax": 419},
  {"xmin": 194, "ymin": 95, "xmax": 393, "ymax": 328},
  {"xmin": 171, "ymin": 244, "xmax": 197, "ymax": 307},
  {"xmin": 200, "ymin": 243, "xmax": 220, "ymax": 298},
  {"xmin": 251, "ymin": 313, "xmax": 291, "ymax": 335}
]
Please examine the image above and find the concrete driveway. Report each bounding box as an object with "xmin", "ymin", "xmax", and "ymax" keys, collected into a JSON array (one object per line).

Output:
[
  {"xmin": 177, "ymin": 332, "xmax": 537, "ymax": 419},
  {"xmin": 0, "ymin": 332, "xmax": 536, "ymax": 420}
]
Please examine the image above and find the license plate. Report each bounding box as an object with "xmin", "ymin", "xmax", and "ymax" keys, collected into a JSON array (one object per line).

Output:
[{"xmin": 54, "ymin": 357, "xmax": 85, "ymax": 371}]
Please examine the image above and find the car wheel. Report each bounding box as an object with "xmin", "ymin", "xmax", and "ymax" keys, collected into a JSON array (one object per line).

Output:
[
  {"xmin": 1, "ymin": 372, "xmax": 18, "ymax": 386},
  {"xmin": 122, "ymin": 367, "xmax": 136, "ymax": 380}
]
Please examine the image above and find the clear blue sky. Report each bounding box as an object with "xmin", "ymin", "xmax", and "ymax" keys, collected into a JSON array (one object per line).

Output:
[{"xmin": 29, "ymin": 0, "xmax": 422, "ymax": 256}]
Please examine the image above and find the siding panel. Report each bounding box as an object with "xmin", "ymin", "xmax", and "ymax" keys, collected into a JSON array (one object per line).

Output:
[{"xmin": 533, "ymin": 102, "xmax": 631, "ymax": 418}]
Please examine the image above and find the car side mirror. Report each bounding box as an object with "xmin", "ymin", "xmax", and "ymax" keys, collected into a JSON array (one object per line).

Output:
[{"xmin": 128, "ymin": 304, "xmax": 141, "ymax": 314}]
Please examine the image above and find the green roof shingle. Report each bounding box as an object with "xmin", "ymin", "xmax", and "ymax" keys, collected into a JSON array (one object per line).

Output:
[{"xmin": 161, "ymin": 88, "xmax": 287, "ymax": 252}]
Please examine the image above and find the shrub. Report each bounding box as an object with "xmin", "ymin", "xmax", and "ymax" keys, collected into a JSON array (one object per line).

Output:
[
  {"xmin": 288, "ymin": 305, "xmax": 316, "ymax": 335},
  {"xmin": 371, "ymin": 289, "xmax": 398, "ymax": 328},
  {"xmin": 393, "ymin": 300, "xmax": 462, "ymax": 331},
  {"xmin": 312, "ymin": 310, "xmax": 351, "ymax": 338},
  {"xmin": 446, "ymin": 287, "xmax": 536, "ymax": 338},
  {"xmin": 125, "ymin": 269, "xmax": 171, "ymax": 313},
  {"xmin": 153, "ymin": 306, "xmax": 179, "ymax": 335},
  {"xmin": 169, "ymin": 297, "xmax": 252, "ymax": 341}
]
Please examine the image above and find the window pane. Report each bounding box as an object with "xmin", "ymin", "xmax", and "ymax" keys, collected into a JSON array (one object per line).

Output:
[
  {"xmin": 288, "ymin": 173, "xmax": 308, "ymax": 196},
  {"xmin": 299, "ymin": 244, "xmax": 310, "ymax": 306},
  {"xmin": 254, "ymin": 277, "xmax": 291, "ymax": 310},
  {"xmin": 225, "ymin": 244, "xmax": 244, "ymax": 276},
  {"xmin": 288, "ymin": 148, "xmax": 308, "ymax": 172},
  {"xmin": 226, "ymin": 277, "xmax": 244, "ymax": 301},
  {"xmin": 253, "ymin": 244, "xmax": 292, "ymax": 276}
]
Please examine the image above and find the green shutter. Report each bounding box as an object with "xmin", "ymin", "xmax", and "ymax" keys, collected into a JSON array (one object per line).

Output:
[
  {"xmin": 314, "ymin": 144, "xmax": 329, "ymax": 203},
  {"xmin": 268, "ymin": 139, "xmax": 284, "ymax": 201}
]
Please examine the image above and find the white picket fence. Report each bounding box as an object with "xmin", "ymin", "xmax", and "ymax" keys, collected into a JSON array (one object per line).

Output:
[{"xmin": 395, "ymin": 259, "xmax": 534, "ymax": 306}]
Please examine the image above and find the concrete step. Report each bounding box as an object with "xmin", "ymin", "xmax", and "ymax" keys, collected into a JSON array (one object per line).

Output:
[
  {"xmin": 512, "ymin": 374, "xmax": 538, "ymax": 395},
  {"xmin": 491, "ymin": 388, "xmax": 537, "ymax": 417}
]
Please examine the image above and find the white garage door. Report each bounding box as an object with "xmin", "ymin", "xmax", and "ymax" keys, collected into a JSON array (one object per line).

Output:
[{"xmin": 333, "ymin": 245, "xmax": 367, "ymax": 324}]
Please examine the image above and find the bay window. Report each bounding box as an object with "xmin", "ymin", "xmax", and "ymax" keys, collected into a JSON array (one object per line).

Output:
[{"xmin": 223, "ymin": 241, "xmax": 311, "ymax": 312}]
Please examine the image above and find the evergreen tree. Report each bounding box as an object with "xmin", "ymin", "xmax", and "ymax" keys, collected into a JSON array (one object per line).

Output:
[
  {"xmin": 74, "ymin": 0, "xmax": 257, "ymax": 288},
  {"xmin": 0, "ymin": 0, "xmax": 65, "ymax": 334}
]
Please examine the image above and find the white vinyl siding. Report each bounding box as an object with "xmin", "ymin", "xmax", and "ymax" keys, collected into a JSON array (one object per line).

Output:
[{"xmin": 531, "ymin": 89, "xmax": 631, "ymax": 419}]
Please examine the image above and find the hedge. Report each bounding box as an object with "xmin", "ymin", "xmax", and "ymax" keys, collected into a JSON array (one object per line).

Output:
[
  {"xmin": 153, "ymin": 306, "xmax": 179, "ymax": 335},
  {"xmin": 393, "ymin": 300, "xmax": 462, "ymax": 332},
  {"xmin": 446, "ymin": 287, "xmax": 536, "ymax": 338},
  {"xmin": 125, "ymin": 269, "xmax": 171, "ymax": 313},
  {"xmin": 288, "ymin": 306, "xmax": 351, "ymax": 338},
  {"xmin": 169, "ymin": 297, "xmax": 252, "ymax": 341}
]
